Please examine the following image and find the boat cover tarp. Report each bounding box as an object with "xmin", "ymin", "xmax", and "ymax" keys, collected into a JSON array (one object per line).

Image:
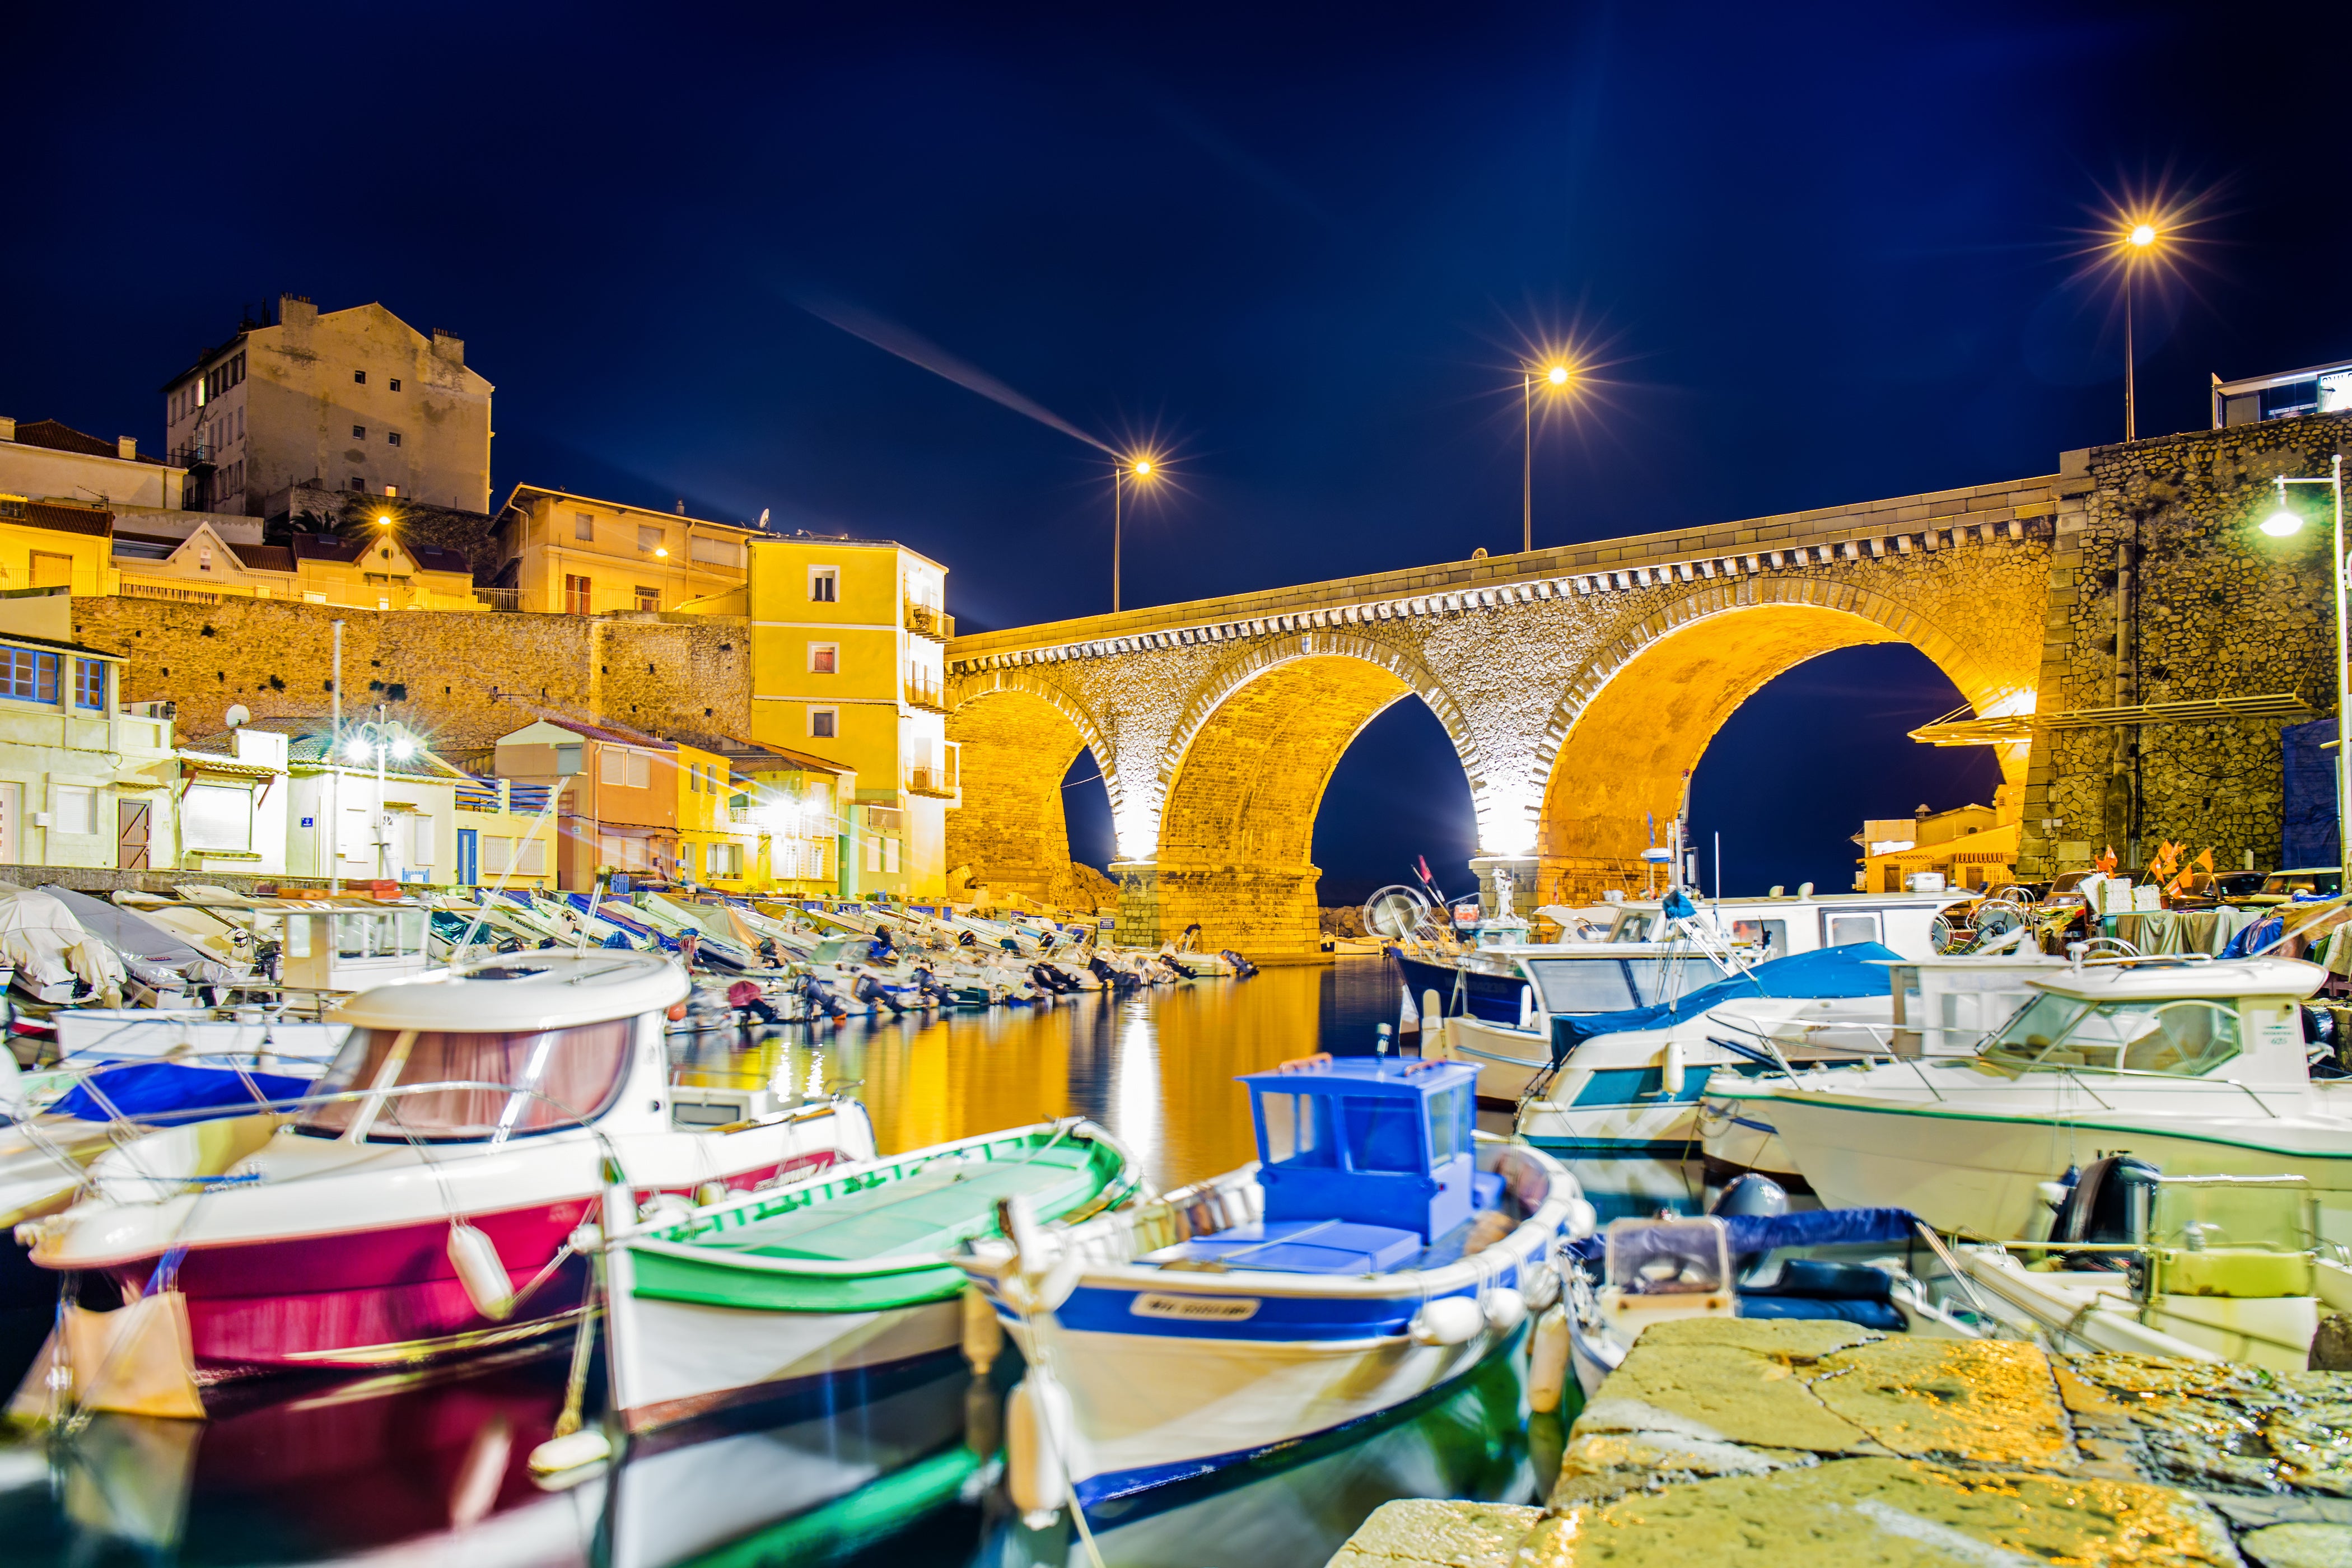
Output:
[
  {"xmin": 0, "ymin": 884, "xmax": 125, "ymax": 993},
  {"xmin": 51, "ymin": 1061, "xmax": 313, "ymax": 1125},
  {"xmin": 1549, "ymin": 941, "xmax": 1901, "ymax": 1062},
  {"xmin": 1565, "ymin": 1205, "xmax": 1921, "ymax": 1264},
  {"xmin": 49, "ymin": 888, "xmax": 237, "ymax": 987}
]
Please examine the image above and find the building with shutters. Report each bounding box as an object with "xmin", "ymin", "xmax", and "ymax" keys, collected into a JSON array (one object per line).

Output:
[
  {"xmin": 161, "ymin": 295, "xmax": 492, "ymax": 516},
  {"xmin": 0, "ymin": 592, "xmax": 175, "ymax": 872},
  {"xmin": 486, "ymin": 485, "xmax": 757, "ymax": 615}
]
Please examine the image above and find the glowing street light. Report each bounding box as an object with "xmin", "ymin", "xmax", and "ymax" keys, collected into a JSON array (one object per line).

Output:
[
  {"xmin": 1522, "ymin": 360, "xmax": 1576, "ymax": 554},
  {"xmin": 340, "ymin": 708, "xmax": 422, "ymax": 879},
  {"xmin": 2118, "ymin": 216, "xmax": 2163, "ymax": 441},
  {"xmin": 1112, "ymin": 453, "xmax": 1160, "ymax": 613},
  {"xmin": 2257, "ymin": 455, "xmax": 2349, "ymax": 889},
  {"xmin": 375, "ymin": 514, "xmax": 393, "ymax": 528}
]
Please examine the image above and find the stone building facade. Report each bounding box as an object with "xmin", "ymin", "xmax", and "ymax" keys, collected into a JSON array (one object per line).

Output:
[{"xmin": 2014, "ymin": 412, "xmax": 2352, "ymax": 879}]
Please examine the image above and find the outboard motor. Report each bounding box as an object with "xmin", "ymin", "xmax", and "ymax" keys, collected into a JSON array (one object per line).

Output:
[
  {"xmin": 871, "ymin": 925, "xmax": 896, "ymax": 959},
  {"xmin": 1028, "ymin": 962, "xmax": 1072, "ymax": 995},
  {"xmin": 1222, "ymin": 949, "xmax": 1259, "ymax": 979},
  {"xmin": 852, "ymin": 972, "xmax": 908, "ymax": 1015},
  {"xmin": 801, "ymin": 974, "xmax": 850, "ymax": 1022},
  {"xmin": 758, "ymin": 937, "xmax": 783, "ymax": 969},
  {"xmin": 1712, "ymin": 1173, "xmax": 1791, "ymax": 1277},
  {"xmin": 2046, "ymin": 1154, "xmax": 2162, "ymax": 1270},
  {"xmin": 909, "ymin": 965, "xmax": 950, "ymax": 1007},
  {"xmin": 958, "ymin": 930, "xmax": 977, "ymax": 948}
]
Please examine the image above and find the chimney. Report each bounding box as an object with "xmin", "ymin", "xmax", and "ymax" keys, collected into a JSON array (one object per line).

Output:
[
  {"xmin": 278, "ymin": 293, "xmax": 317, "ymax": 326},
  {"xmin": 0, "ymin": 417, "xmax": 14, "ymax": 442},
  {"xmin": 431, "ymin": 328, "xmax": 465, "ymax": 368},
  {"xmin": 118, "ymin": 436, "xmax": 138, "ymax": 460}
]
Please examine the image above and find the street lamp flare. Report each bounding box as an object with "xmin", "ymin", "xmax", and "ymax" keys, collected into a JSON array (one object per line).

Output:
[{"xmin": 2129, "ymin": 223, "xmax": 2157, "ymax": 248}]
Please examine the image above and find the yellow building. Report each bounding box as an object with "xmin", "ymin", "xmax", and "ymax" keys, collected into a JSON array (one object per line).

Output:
[
  {"xmin": 0, "ymin": 498, "xmax": 120, "ymax": 597},
  {"xmin": 0, "ymin": 591, "xmax": 175, "ymax": 867},
  {"xmin": 745, "ymin": 534, "xmax": 953, "ymax": 899},
  {"xmin": 489, "ymin": 484, "xmax": 757, "ymax": 615},
  {"xmin": 112, "ymin": 519, "xmax": 479, "ymax": 610}
]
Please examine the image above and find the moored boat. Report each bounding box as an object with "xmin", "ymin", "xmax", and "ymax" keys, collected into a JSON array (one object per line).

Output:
[
  {"xmin": 958, "ymin": 1054, "xmax": 1592, "ymax": 1523},
  {"xmin": 600, "ymin": 1117, "xmax": 1140, "ymax": 1435}
]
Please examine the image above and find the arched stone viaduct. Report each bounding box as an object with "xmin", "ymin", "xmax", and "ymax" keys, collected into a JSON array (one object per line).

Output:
[{"xmin": 948, "ymin": 473, "xmax": 2064, "ymax": 956}]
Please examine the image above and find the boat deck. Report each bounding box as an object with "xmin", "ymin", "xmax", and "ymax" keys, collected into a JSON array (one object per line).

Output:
[{"xmin": 700, "ymin": 1144, "xmax": 1103, "ymax": 1262}]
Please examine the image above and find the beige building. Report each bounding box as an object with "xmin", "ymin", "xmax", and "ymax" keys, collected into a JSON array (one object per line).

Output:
[
  {"xmin": 162, "ymin": 295, "xmax": 493, "ymax": 515},
  {"xmin": 488, "ymin": 484, "xmax": 755, "ymax": 615},
  {"xmin": 0, "ymin": 592, "xmax": 177, "ymax": 870},
  {"xmin": 0, "ymin": 418, "xmax": 185, "ymax": 511},
  {"xmin": 112, "ymin": 520, "xmax": 480, "ymax": 611}
]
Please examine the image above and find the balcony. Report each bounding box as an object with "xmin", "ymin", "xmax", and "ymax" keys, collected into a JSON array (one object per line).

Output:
[
  {"xmin": 906, "ymin": 764, "xmax": 959, "ymax": 799},
  {"xmin": 903, "ymin": 672, "xmax": 947, "ymax": 712},
  {"xmin": 122, "ymin": 577, "xmax": 221, "ymax": 605},
  {"xmin": 474, "ymin": 586, "xmax": 522, "ymax": 612},
  {"xmin": 904, "ymin": 600, "xmax": 955, "ymax": 641}
]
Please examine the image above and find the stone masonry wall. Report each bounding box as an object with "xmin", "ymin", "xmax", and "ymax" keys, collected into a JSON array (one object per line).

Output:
[
  {"xmin": 69, "ymin": 596, "xmax": 753, "ymax": 749},
  {"xmin": 2017, "ymin": 413, "xmax": 2351, "ymax": 878}
]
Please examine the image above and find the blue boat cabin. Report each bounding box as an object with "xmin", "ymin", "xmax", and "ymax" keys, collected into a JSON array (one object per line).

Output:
[{"xmin": 1153, "ymin": 1056, "xmax": 1492, "ymax": 1276}]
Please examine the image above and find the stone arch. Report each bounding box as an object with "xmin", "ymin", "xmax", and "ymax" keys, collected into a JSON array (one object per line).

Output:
[
  {"xmin": 945, "ymin": 671, "xmax": 1118, "ymax": 906},
  {"xmin": 1534, "ymin": 577, "xmax": 2025, "ymax": 904},
  {"xmin": 1154, "ymin": 634, "xmax": 1477, "ymax": 956}
]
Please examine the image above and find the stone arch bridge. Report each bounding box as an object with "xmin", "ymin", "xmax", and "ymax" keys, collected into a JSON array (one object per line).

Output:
[{"xmin": 947, "ymin": 473, "xmax": 2065, "ymax": 956}]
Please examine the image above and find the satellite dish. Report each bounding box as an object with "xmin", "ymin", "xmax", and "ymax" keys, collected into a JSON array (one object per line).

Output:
[
  {"xmin": 757, "ymin": 508, "xmax": 771, "ymax": 530},
  {"xmin": 225, "ymin": 704, "xmax": 251, "ymax": 729}
]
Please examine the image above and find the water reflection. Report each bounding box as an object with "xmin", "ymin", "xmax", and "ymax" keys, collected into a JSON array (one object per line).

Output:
[{"xmin": 0, "ymin": 961, "xmax": 1709, "ymax": 1567}]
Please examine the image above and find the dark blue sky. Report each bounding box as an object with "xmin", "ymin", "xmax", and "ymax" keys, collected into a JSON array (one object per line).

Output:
[{"xmin": 11, "ymin": 3, "xmax": 2348, "ymax": 899}]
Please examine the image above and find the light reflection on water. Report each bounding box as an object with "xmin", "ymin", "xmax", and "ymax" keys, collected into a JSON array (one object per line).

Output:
[{"xmin": 0, "ymin": 961, "xmax": 1702, "ymax": 1568}]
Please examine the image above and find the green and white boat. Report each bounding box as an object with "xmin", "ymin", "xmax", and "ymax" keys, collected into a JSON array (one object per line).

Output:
[{"xmin": 603, "ymin": 1118, "xmax": 1141, "ymax": 1434}]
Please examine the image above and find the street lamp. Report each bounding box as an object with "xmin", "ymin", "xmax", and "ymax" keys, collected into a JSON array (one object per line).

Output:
[
  {"xmin": 2121, "ymin": 219, "xmax": 2161, "ymax": 442},
  {"xmin": 2257, "ymin": 454, "xmax": 2349, "ymax": 890},
  {"xmin": 342, "ymin": 707, "xmax": 419, "ymax": 880},
  {"xmin": 1522, "ymin": 361, "xmax": 1574, "ymax": 555},
  {"xmin": 1112, "ymin": 455, "xmax": 1159, "ymax": 613}
]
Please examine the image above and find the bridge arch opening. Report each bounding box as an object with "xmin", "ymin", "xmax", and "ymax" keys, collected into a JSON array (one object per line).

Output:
[
  {"xmin": 944, "ymin": 684, "xmax": 1116, "ymax": 908},
  {"xmin": 1538, "ymin": 599, "xmax": 2023, "ymax": 905},
  {"xmin": 1156, "ymin": 651, "xmax": 1471, "ymax": 956}
]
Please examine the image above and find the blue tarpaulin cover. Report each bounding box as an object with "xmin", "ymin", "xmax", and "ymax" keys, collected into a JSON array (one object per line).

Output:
[
  {"xmin": 50, "ymin": 1062, "xmax": 312, "ymax": 1124},
  {"xmin": 1567, "ymin": 1205, "xmax": 1920, "ymax": 1263},
  {"xmin": 1548, "ymin": 942, "xmax": 1901, "ymax": 1062}
]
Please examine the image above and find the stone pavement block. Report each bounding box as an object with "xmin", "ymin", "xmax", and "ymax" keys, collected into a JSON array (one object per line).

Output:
[
  {"xmin": 1324, "ymin": 1500, "xmax": 1542, "ymax": 1567},
  {"xmin": 1804, "ymin": 1337, "xmax": 2074, "ymax": 1468}
]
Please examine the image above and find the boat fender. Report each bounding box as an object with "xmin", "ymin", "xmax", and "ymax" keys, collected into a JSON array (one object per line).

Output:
[
  {"xmin": 962, "ymin": 1284, "xmax": 1004, "ymax": 1376},
  {"xmin": 1527, "ymin": 1304, "xmax": 1572, "ymax": 1413},
  {"xmin": 695, "ymin": 1180, "xmax": 731, "ymax": 1207},
  {"xmin": 1566, "ymin": 1197, "xmax": 1599, "ymax": 1239},
  {"xmin": 1661, "ymin": 1038, "xmax": 1685, "ymax": 1098},
  {"xmin": 447, "ymin": 1222, "xmax": 517, "ymax": 1321},
  {"xmin": 1006, "ymin": 1371, "xmax": 1074, "ymax": 1525},
  {"xmin": 567, "ymin": 1222, "xmax": 605, "ymax": 1256},
  {"xmin": 1521, "ymin": 1261, "xmax": 1561, "ymax": 1313},
  {"xmin": 1483, "ymin": 1285, "xmax": 1528, "ymax": 1334},
  {"xmin": 1409, "ymin": 1295, "xmax": 1485, "ymax": 1346}
]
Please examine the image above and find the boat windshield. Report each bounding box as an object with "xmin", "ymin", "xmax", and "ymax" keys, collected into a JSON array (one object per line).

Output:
[
  {"xmin": 1978, "ymin": 992, "xmax": 2242, "ymax": 1077},
  {"xmin": 297, "ymin": 1019, "xmax": 635, "ymax": 1142},
  {"xmin": 1523, "ymin": 955, "xmax": 1733, "ymax": 1014}
]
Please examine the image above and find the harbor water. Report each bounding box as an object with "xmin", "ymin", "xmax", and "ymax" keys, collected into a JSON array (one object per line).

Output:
[{"xmin": 0, "ymin": 959, "xmax": 1708, "ymax": 1568}]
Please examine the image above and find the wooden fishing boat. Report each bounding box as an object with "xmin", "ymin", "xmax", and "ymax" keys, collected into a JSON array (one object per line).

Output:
[{"xmin": 601, "ymin": 1118, "xmax": 1140, "ymax": 1435}]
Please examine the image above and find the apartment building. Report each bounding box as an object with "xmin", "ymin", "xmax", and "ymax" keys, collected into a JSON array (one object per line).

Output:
[
  {"xmin": 488, "ymin": 486, "xmax": 755, "ymax": 614},
  {"xmin": 0, "ymin": 417, "xmax": 185, "ymax": 511},
  {"xmin": 0, "ymin": 593, "xmax": 175, "ymax": 870},
  {"xmin": 746, "ymin": 533, "xmax": 953, "ymax": 898},
  {"xmin": 162, "ymin": 295, "xmax": 493, "ymax": 515}
]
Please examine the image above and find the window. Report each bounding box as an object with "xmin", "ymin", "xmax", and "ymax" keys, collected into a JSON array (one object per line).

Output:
[
  {"xmin": 810, "ymin": 707, "xmax": 837, "ymax": 739},
  {"xmin": 554, "ymin": 743, "xmax": 582, "ymax": 774},
  {"xmin": 386, "ymin": 432, "xmax": 402, "ymax": 447},
  {"xmin": 182, "ymin": 783, "xmax": 252, "ymax": 851},
  {"xmin": 0, "ymin": 647, "xmax": 59, "ymax": 703},
  {"xmin": 564, "ymin": 574, "xmax": 592, "ymax": 615},
  {"xmin": 351, "ymin": 477, "xmax": 366, "ymax": 491},
  {"xmin": 809, "ymin": 567, "xmax": 838, "ymax": 603},
  {"xmin": 711, "ymin": 842, "xmax": 744, "ymax": 878},
  {"xmin": 73, "ymin": 659, "xmax": 104, "ymax": 710},
  {"xmin": 1982, "ymin": 995, "xmax": 2244, "ymax": 1078},
  {"xmin": 637, "ymin": 525, "xmax": 663, "ymax": 553},
  {"xmin": 598, "ymin": 749, "xmax": 652, "ymax": 788},
  {"xmin": 1259, "ymin": 1091, "xmax": 1334, "ymax": 1166},
  {"xmin": 573, "ymin": 512, "xmax": 595, "ymax": 542},
  {"xmin": 1342, "ymin": 1096, "xmax": 1425, "ymax": 1173},
  {"xmin": 52, "ymin": 786, "xmax": 95, "ymax": 837},
  {"xmin": 1729, "ymin": 919, "xmax": 1788, "ymax": 956},
  {"xmin": 679, "ymin": 841, "xmax": 699, "ymax": 878},
  {"xmin": 298, "ymin": 1019, "xmax": 633, "ymax": 1143},
  {"xmin": 809, "ymin": 643, "xmax": 838, "ymax": 674},
  {"xmin": 635, "ymin": 586, "xmax": 661, "ymax": 613},
  {"xmin": 29, "ymin": 554, "xmax": 71, "ymax": 591},
  {"xmin": 1524, "ymin": 958, "xmax": 1641, "ymax": 1014},
  {"xmin": 1427, "ymin": 1086, "xmax": 1471, "ymax": 1165},
  {"xmin": 864, "ymin": 836, "xmax": 881, "ymax": 872},
  {"xmin": 354, "ymin": 371, "xmax": 367, "ymax": 385},
  {"xmin": 1826, "ymin": 912, "xmax": 1883, "ymax": 946},
  {"xmin": 353, "ymin": 425, "xmax": 366, "ymax": 438},
  {"xmin": 389, "ymin": 377, "xmax": 401, "ymax": 391},
  {"xmin": 691, "ymin": 536, "xmax": 742, "ymax": 567}
]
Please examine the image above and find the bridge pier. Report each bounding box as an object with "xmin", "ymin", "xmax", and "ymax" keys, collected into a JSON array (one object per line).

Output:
[{"xmin": 1110, "ymin": 860, "xmax": 1159, "ymax": 946}]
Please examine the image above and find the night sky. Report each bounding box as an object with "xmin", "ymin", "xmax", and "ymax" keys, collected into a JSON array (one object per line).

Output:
[{"xmin": 11, "ymin": 4, "xmax": 2351, "ymax": 903}]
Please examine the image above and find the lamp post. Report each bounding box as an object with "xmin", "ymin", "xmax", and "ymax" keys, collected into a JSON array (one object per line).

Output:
[
  {"xmin": 1522, "ymin": 362, "xmax": 1571, "ymax": 554},
  {"xmin": 342, "ymin": 707, "xmax": 418, "ymax": 882},
  {"xmin": 1112, "ymin": 455, "xmax": 1156, "ymax": 613},
  {"xmin": 2260, "ymin": 454, "xmax": 2349, "ymax": 890},
  {"xmin": 2122, "ymin": 221, "xmax": 2159, "ymax": 442}
]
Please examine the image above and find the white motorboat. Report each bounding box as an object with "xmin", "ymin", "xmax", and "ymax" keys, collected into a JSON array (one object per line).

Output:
[
  {"xmin": 958, "ymin": 1055, "xmax": 1592, "ymax": 1523},
  {"xmin": 13, "ymin": 950, "xmax": 876, "ymax": 1399},
  {"xmin": 1709, "ymin": 953, "xmax": 2352, "ymax": 1242}
]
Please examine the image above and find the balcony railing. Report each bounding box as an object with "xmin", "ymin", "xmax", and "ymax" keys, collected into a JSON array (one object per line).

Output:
[
  {"xmin": 903, "ymin": 673, "xmax": 946, "ymax": 712},
  {"xmin": 904, "ymin": 600, "xmax": 954, "ymax": 641},
  {"xmin": 475, "ymin": 586, "xmax": 522, "ymax": 612},
  {"xmin": 122, "ymin": 578, "xmax": 221, "ymax": 605},
  {"xmin": 906, "ymin": 765, "xmax": 959, "ymax": 798},
  {"xmin": 455, "ymin": 777, "xmax": 501, "ymax": 811},
  {"xmin": 508, "ymin": 783, "xmax": 554, "ymax": 813}
]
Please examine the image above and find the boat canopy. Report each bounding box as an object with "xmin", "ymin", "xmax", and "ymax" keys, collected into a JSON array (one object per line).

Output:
[
  {"xmin": 1548, "ymin": 941, "xmax": 1902, "ymax": 1062},
  {"xmin": 1237, "ymin": 1056, "xmax": 1480, "ymax": 1241}
]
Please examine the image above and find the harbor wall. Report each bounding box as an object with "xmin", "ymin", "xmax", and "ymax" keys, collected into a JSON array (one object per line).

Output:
[{"xmin": 2016, "ymin": 409, "xmax": 2352, "ymax": 879}]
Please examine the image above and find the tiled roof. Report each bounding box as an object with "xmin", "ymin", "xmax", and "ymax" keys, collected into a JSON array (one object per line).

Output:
[
  {"xmin": 21, "ymin": 501, "xmax": 112, "ymax": 537},
  {"xmin": 9, "ymin": 419, "xmax": 169, "ymax": 466},
  {"xmin": 230, "ymin": 543, "xmax": 296, "ymax": 572},
  {"xmin": 411, "ymin": 544, "xmax": 470, "ymax": 574},
  {"xmin": 290, "ymin": 534, "xmax": 367, "ymax": 563}
]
